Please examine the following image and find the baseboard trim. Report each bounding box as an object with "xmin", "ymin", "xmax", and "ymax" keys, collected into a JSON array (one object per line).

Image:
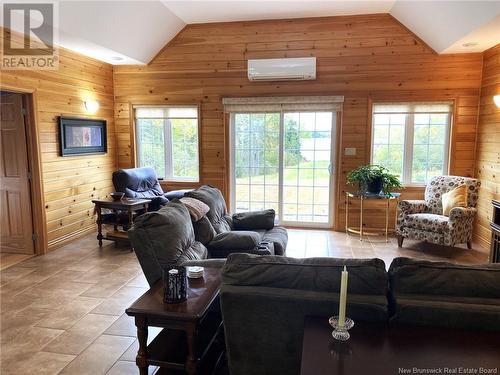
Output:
[
  {"xmin": 473, "ymin": 232, "xmax": 490, "ymax": 250},
  {"xmin": 47, "ymin": 225, "xmax": 97, "ymax": 252}
]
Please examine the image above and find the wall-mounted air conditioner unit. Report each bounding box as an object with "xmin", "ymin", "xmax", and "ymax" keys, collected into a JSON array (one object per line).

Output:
[{"xmin": 247, "ymin": 57, "xmax": 316, "ymax": 81}]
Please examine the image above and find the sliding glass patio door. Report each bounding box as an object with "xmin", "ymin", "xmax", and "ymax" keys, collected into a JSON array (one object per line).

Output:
[
  {"xmin": 232, "ymin": 113, "xmax": 281, "ymax": 215},
  {"xmin": 231, "ymin": 111, "xmax": 335, "ymax": 227}
]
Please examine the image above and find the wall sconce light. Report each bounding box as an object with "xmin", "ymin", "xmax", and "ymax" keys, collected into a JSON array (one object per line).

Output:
[
  {"xmin": 494, "ymin": 95, "xmax": 500, "ymax": 108},
  {"xmin": 84, "ymin": 100, "xmax": 99, "ymax": 113}
]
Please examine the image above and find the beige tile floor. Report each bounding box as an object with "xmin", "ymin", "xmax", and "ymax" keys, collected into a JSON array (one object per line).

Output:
[
  {"xmin": 0, "ymin": 230, "xmax": 489, "ymax": 375},
  {"xmin": 0, "ymin": 253, "xmax": 33, "ymax": 271}
]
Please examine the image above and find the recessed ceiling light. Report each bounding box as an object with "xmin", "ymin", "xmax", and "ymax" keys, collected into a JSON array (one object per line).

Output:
[
  {"xmin": 462, "ymin": 42, "xmax": 479, "ymax": 48},
  {"xmin": 111, "ymin": 56, "xmax": 124, "ymax": 61}
]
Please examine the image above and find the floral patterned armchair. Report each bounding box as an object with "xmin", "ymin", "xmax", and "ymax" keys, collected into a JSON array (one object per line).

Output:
[{"xmin": 396, "ymin": 176, "xmax": 480, "ymax": 248}]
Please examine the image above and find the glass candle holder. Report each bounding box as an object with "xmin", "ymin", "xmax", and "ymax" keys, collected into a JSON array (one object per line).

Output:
[
  {"xmin": 163, "ymin": 266, "xmax": 187, "ymax": 303},
  {"xmin": 329, "ymin": 316, "xmax": 354, "ymax": 341}
]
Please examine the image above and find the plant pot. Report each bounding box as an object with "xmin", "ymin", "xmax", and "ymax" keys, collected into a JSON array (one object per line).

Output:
[{"xmin": 366, "ymin": 176, "xmax": 383, "ymax": 194}]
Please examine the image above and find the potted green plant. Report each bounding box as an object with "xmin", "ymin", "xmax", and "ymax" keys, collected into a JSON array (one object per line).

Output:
[{"xmin": 346, "ymin": 164, "xmax": 402, "ymax": 195}]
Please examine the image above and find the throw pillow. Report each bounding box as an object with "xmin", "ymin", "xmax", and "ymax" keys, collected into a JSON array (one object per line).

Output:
[
  {"xmin": 180, "ymin": 197, "xmax": 210, "ymax": 222},
  {"xmin": 442, "ymin": 185, "xmax": 467, "ymax": 216},
  {"xmin": 193, "ymin": 216, "xmax": 217, "ymax": 244},
  {"xmin": 232, "ymin": 209, "xmax": 275, "ymax": 230}
]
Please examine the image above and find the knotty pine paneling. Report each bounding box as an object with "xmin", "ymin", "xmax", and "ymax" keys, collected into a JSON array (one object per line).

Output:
[
  {"xmin": 1, "ymin": 28, "xmax": 116, "ymax": 251},
  {"xmin": 113, "ymin": 14, "xmax": 483, "ymax": 230},
  {"xmin": 474, "ymin": 44, "xmax": 500, "ymax": 248}
]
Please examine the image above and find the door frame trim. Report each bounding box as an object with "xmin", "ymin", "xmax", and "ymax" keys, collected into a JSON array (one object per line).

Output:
[
  {"xmin": 228, "ymin": 111, "xmax": 339, "ymax": 229},
  {"xmin": 1, "ymin": 86, "xmax": 47, "ymax": 254}
]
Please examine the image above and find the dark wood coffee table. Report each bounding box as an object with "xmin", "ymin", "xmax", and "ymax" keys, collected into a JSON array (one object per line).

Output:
[
  {"xmin": 126, "ymin": 268, "xmax": 224, "ymax": 375},
  {"xmin": 301, "ymin": 316, "xmax": 500, "ymax": 375}
]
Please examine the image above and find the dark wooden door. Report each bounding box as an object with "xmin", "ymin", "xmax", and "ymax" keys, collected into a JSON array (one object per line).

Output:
[{"xmin": 0, "ymin": 92, "xmax": 34, "ymax": 254}]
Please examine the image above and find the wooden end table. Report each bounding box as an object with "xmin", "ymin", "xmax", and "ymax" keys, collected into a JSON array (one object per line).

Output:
[
  {"xmin": 126, "ymin": 268, "xmax": 225, "ymax": 375},
  {"xmin": 301, "ymin": 316, "xmax": 500, "ymax": 375},
  {"xmin": 92, "ymin": 198, "xmax": 150, "ymax": 247}
]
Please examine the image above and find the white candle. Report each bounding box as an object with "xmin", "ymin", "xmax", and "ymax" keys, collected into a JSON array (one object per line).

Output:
[{"xmin": 338, "ymin": 265, "xmax": 349, "ymax": 327}]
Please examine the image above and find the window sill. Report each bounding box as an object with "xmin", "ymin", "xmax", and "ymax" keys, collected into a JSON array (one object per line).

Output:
[
  {"xmin": 159, "ymin": 179, "xmax": 200, "ymax": 183},
  {"xmin": 159, "ymin": 180, "xmax": 202, "ymax": 192},
  {"xmin": 402, "ymin": 184, "xmax": 426, "ymax": 189}
]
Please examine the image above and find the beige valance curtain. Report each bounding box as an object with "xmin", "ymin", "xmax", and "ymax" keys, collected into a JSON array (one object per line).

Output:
[
  {"xmin": 373, "ymin": 102, "xmax": 453, "ymax": 114},
  {"xmin": 134, "ymin": 106, "xmax": 198, "ymax": 119},
  {"xmin": 222, "ymin": 96, "xmax": 344, "ymax": 112}
]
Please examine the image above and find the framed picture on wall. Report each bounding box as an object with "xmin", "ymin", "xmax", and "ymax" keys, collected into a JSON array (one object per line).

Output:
[{"xmin": 58, "ymin": 117, "xmax": 107, "ymax": 156}]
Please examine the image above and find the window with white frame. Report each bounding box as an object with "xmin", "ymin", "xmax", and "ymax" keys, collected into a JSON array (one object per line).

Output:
[
  {"xmin": 371, "ymin": 102, "xmax": 452, "ymax": 185},
  {"xmin": 135, "ymin": 106, "xmax": 199, "ymax": 182}
]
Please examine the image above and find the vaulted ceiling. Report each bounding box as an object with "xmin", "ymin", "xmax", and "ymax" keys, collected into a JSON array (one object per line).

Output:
[{"xmin": 2, "ymin": 0, "xmax": 499, "ymax": 65}]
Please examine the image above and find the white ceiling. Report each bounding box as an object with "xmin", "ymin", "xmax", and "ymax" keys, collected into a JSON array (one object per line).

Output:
[
  {"xmin": 2, "ymin": 1, "xmax": 499, "ymax": 65},
  {"xmin": 390, "ymin": 1, "xmax": 500, "ymax": 53},
  {"xmin": 57, "ymin": 1, "xmax": 184, "ymax": 64},
  {"xmin": 443, "ymin": 15, "xmax": 500, "ymax": 54},
  {"xmin": 162, "ymin": 1, "xmax": 395, "ymax": 24}
]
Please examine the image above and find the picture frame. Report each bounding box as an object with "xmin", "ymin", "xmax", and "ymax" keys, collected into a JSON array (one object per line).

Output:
[{"xmin": 58, "ymin": 116, "xmax": 107, "ymax": 156}]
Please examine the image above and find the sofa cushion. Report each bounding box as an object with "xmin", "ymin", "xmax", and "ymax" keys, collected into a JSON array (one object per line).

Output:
[
  {"xmin": 389, "ymin": 257, "xmax": 500, "ymax": 299},
  {"xmin": 208, "ymin": 231, "xmax": 260, "ymax": 252},
  {"xmin": 257, "ymin": 226, "xmax": 288, "ymax": 256},
  {"xmin": 128, "ymin": 200, "xmax": 207, "ymax": 286},
  {"xmin": 177, "ymin": 241, "xmax": 208, "ymax": 265},
  {"xmin": 404, "ymin": 213, "xmax": 449, "ymax": 232},
  {"xmin": 222, "ymin": 254, "xmax": 388, "ymax": 295},
  {"xmin": 388, "ymin": 257, "xmax": 500, "ymax": 331},
  {"xmin": 232, "ymin": 209, "xmax": 275, "ymax": 230},
  {"xmin": 192, "ymin": 216, "xmax": 217, "ymax": 245},
  {"xmin": 185, "ymin": 185, "xmax": 233, "ymax": 233}
]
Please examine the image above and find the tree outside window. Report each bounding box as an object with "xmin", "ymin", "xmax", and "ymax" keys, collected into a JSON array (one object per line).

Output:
[
  {"xmin": 135, "ymin": 106, "xmax": 199, "ymax": 182},
  {"xmin": 371, "ymin": 102, "xmax": 452, "ymax": 185}
]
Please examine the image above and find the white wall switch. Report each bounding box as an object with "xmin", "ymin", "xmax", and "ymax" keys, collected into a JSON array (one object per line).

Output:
[{"xmin": 344, "ymin": 147, "xmax": 357, "ymax": 156}]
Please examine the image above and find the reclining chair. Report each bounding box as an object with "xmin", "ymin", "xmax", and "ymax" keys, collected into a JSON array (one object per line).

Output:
[
  {"xmin": 128, "ymin": 200, "xmax": 225, "ymax": 286},
  {"xmin": 112, "ymin": 167, "xmax": 192, "ymax": 211}
]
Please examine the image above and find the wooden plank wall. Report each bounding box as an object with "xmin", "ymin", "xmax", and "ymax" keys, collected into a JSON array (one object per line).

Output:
[
  {"xmin": 474, "ymin": 44, "xmax": 500, "ymax": 247},
  {"xmin": 113, "ymin": 14, "xmax": 483, "ymax": 231},
  {"xmin": 1, "ymin": 28, "xmax": 116, "ymax": 251}
]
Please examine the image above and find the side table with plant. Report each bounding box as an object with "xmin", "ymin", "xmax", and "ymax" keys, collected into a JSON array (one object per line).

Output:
[{"xmin": 346, "ymin": 164, "xmax": 402, "ymax": 195}]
